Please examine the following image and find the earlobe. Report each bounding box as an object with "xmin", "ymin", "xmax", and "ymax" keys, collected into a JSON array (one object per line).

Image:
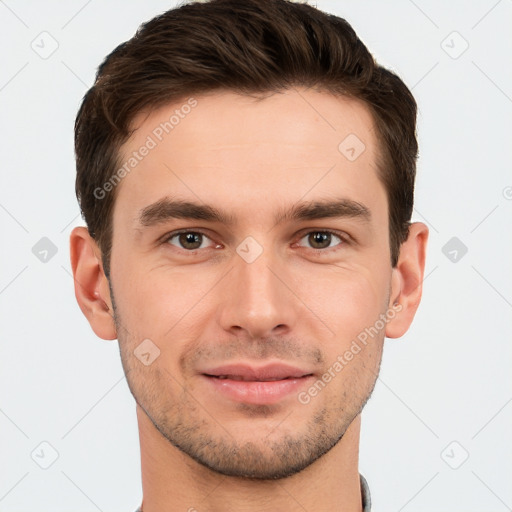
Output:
[
  {"xmin": 69, "ymin": 226, "xmax": 117, "ymax": 340},
  {"xmin": 385, "ymin": 222, "xmax": 429, "ymax": 339}
]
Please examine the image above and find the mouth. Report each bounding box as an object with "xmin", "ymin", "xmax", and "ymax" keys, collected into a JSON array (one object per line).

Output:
[
  {"xmin": 207, "ymin": 375, "xmax": 309, "ymax": 381},
  {"xmin": 202, "ymin": 362, "xmax": 313, "ymax": 380},
  {"xmin": 200, "ymin": 363, "xmax": 315, "ymax": 404}
]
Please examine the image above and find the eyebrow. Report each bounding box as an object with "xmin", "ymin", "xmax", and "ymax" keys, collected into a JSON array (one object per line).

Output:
[{"xmin": 137, "ymin": 196, "xmax": 371, "ymax": 228}]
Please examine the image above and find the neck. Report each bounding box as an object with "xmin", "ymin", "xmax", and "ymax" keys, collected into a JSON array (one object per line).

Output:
[{"xmin": 137, "ymin": 405, "xmax": 363, "ymax": 512}]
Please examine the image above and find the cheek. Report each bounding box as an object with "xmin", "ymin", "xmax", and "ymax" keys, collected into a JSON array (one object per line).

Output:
[
  {"xmin": 295, "ymin": 264, "xmax": 388, "ymax": 342},
  {"xmin": 112, "ymin": 257, "xmax": 219, "ymax": 348},
  {"xmin": 300, "ymin": 268, "xmax": 389, "ymax": 398}
]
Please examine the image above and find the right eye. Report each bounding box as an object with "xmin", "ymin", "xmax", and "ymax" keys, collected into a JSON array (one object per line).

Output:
[{"xmin": 162, "ymin": 230, "xmax": 220, "ymax": 252}]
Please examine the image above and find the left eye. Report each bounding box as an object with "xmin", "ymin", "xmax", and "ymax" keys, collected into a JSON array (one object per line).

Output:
[
  {"xmin": 165, "ymin": 231, "xmax": 216, "ymax": 251},
  {"xmin": 297, "ymin": 231, "xmax": 344, "ymax": 250}
]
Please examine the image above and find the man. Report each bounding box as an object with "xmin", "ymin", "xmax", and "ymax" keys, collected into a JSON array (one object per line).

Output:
[{"xmin": 70, "ymin": 0, "xmax": 428, "ymax": 510}]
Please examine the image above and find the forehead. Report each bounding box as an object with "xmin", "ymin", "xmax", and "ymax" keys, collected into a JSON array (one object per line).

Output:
[
  {"xmin": 114, "ymin": 88, "xmax": 385, "ymax": 227},
  {"xmin": 126, "ymin": 88, "xmax": 378, "ymax": 157}
]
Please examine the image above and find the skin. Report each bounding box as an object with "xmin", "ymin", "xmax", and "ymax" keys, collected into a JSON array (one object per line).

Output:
[{"xmin": 70, "ymin": 87, "xmax": 428, "ymax": 512}]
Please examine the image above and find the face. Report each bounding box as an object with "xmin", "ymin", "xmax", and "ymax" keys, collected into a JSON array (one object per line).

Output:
[{"xmin": 108, "ymin": 88, "xmax": 397, "ymax": 479}]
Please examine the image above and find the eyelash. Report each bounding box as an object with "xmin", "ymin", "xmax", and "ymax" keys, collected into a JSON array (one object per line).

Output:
[{"xmin": 161, "ymin": 229, "xmax": 351, "ymax": 255}]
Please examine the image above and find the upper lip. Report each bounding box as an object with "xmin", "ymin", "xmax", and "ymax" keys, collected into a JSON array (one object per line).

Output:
[{"xmin": 202, "ymin": 363, "xmax": 314, "ymax": 381}]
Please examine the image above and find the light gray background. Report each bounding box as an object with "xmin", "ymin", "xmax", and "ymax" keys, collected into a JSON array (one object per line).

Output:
[{"xmin": 1, "ymin": 1, "xmax": 511, "ymax": 511}]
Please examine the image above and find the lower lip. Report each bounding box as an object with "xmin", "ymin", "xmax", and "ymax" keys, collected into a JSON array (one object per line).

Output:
[{"xmin": 202, "ymin": 375, "xmax": 314, "ymax": 405}]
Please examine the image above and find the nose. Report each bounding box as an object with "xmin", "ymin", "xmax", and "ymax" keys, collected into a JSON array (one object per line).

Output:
[{"xmin": 217, "ymin": 244, "xmax": 297, "ymax": 340}]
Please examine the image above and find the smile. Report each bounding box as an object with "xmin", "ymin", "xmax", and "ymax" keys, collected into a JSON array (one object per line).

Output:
[{"xmin": 200, "ymin": 363, "xmax": 315, "ymax": 404}]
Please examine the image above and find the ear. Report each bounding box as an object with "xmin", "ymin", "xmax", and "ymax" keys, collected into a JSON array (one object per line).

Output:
[
  {"xmin": 69, "ymin": 226, "xmax": 117, "ymax": 340},
  {"xmin": 386, "ymin": 222, "xmax": 429, "ymax": 338}
]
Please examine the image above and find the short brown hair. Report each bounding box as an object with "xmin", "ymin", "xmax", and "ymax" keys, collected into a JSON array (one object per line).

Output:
[{"xmin": 75, "ymin": 0, "xmax": 417, "ymax": 278}]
